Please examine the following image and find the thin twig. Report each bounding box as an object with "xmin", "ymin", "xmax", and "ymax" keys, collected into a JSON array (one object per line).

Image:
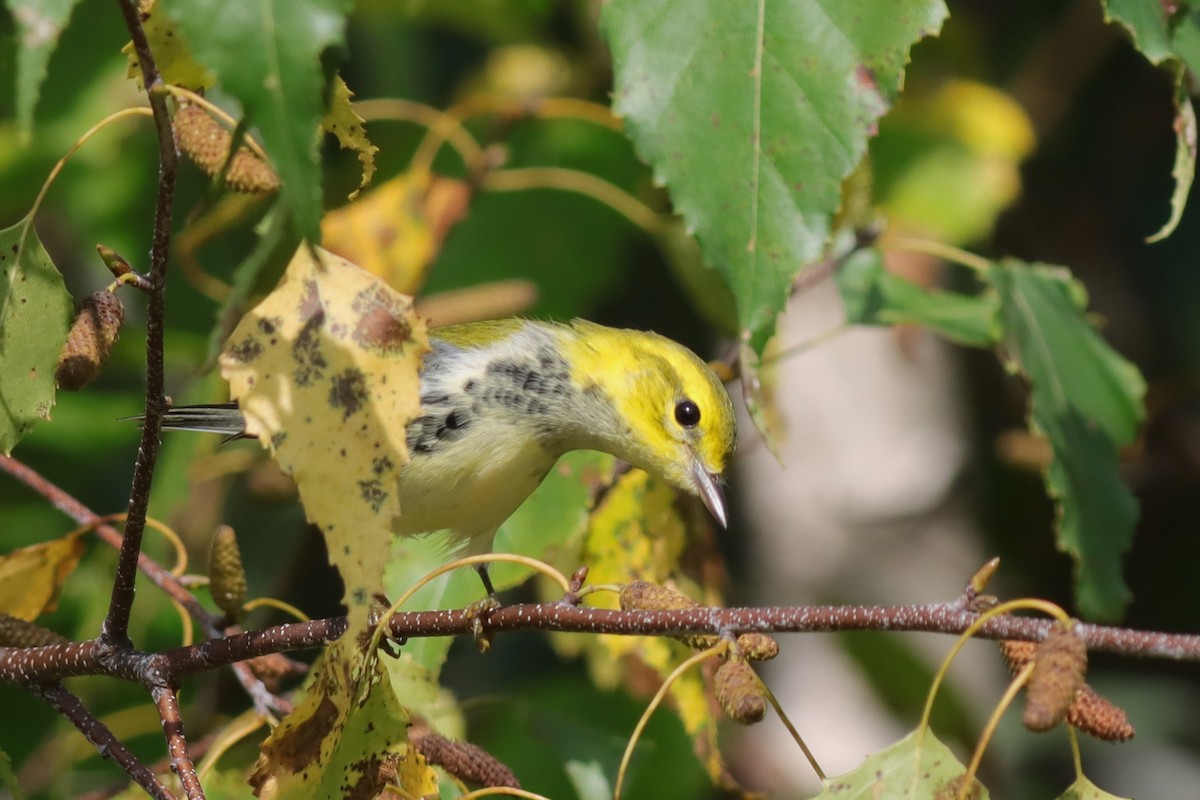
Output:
[
  {"xmin": 153, "ymin": 686, "xmax": 205, "ymax": 800},
  {"xmin": 104, "ymin": 0, "xmax": 180, "ymax": 648},
  {"xmin": 36, "ymin": 683, "xmax": 174, "ymax": 800}
]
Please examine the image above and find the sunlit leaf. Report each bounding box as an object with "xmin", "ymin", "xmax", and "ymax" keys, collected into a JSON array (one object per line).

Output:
[
  {"xmin": 166, "ymin": 0, "xmax": 352, "ymax": 241},
  {"xmin": 4, "ymin": 0, "xmax": 82, "ymax": 140},
  {"xmin": 220, "ymin": 245, "xmax": 428, "ymax": 622},
  {"xmin": 602, "ymin": 0, "xmax": 948, "ymax": 354},
  {"xmin": 0, "ymin": 217, "xmax": 74, "ymax": 454},
  {"xmin": 811, "ymin": 728, "xmax": 989, "ymax": 798},
  {"xmin": 0, "ymin": 528, "xmax": 87, "ymax": 621},
  {"xmin": 992, "ymin": 260, "xmax": 1145, "ymax": 620},
  {"xmin": 322, "ymin": 76, "xmax": 377, "ymax": 201}
]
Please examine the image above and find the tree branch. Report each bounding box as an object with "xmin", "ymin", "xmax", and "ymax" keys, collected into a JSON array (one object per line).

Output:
[
  {"xmin": 152, "ymin": 686, "xmax": 205, "ymax": 800},
  {"xmin": 104, "ymin": 0, "xmax": 180, "ymax": 648},
  {"xmin": 35, "ymin": 683, "xmax": 174, "ymax": 800}
]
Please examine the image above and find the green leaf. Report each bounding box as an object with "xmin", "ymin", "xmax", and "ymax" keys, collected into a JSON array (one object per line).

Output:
[
  {"xmin": 4, "ymin": 0, "xmax": 83, "ymax": 140},
  {"xmin": 1145, "ymin": 70, "xmax": 1196, "ymax": 243},
  {"xmin": 991, "ymin": 260, "xmax": 1145, "ymax": 620},
  {"xmin": 165, "ymin": 0, "xmax": 351, "ymax": 241},
  {"xmin": 1104, "ymin": 0, "xmax": 1174, "ymax": 63},
  {"xmin": 0, "ymin": 747, "xmax": 24, "ymax": 800},
  {"xmin": 601, "ymin": 0, "xmax": 948, "ymax": 354},
  {"xmin": 835, "ymin": 248, "xmax": 998, "ymax": 347},
  {"xmin": 812, "ymin": 728, "xmax": 989, "ymax": 798},
  {"xmin": 0, "ymin": 217, "xmax": 73, "ymax": 454},
  {"xmin": 1056, "ymin": 775, "xmax": 1132, "ymax": 800},
  {"xmin": 1102, "ymin": 1, "xmax": 1197, "ymax": 241}
]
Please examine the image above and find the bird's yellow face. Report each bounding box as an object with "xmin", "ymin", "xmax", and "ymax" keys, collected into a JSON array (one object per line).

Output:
[{"xmin": 565, "ymin": 322, "xmax": 737, "ymax": 525}]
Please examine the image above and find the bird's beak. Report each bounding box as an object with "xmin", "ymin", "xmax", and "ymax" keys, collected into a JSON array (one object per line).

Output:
[{"xmin": 689, "ymin": 458, "xmax": 728, "ymax": 528}]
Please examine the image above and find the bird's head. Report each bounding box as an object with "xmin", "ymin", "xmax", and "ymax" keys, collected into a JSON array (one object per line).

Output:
[{"xmin": 565, "ymin": 321, "xmax": 737, "ymax": 526}]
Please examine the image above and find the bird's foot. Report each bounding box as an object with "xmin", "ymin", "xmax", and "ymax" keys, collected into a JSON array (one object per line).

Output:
[{"xmin": 465, "ymin": 595, "xmax": 500, "ymax": 653}]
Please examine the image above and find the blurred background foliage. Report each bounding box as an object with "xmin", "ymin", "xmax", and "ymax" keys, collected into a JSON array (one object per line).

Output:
[{"xmin": 2, "ymin": 0, "xmax": 1200, "ymax": 797}]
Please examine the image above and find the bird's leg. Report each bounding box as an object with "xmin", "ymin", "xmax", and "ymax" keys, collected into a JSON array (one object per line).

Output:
[
  {"xmin": 465, "ymin": 563, "xmax": 500, "ymax": 652},
  {"xmin": 476, "ymin": 563, "xmax": 497, "ymax": 597}
]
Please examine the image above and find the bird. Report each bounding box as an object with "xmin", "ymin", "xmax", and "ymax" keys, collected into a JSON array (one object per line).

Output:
[{"xmin": 159, "ymin": 318, "xmax": 737, "ymax": 594}]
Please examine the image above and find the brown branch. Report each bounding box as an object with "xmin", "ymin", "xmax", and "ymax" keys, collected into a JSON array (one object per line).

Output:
[
  {"xmin": 36, "ymin": 683, "xmax": 175, "ymax": 800},
  {"xmin": 153, "ymin": 686, "xmax": 204, "ymax": 800},
  {"xmin": 377, "ymin": 602, "xmax": 1200, "ymax": 661},
  {"xmin": 104, "ymin": 0, "xmax": 179, "ymax": 648},
  {"xmin": 7, "ymin": 598, "xmax": 1200, "ymax": 692}
]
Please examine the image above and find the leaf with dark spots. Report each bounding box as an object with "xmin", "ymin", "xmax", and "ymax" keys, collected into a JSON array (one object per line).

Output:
[
  {"xmin": 358, "ymin": 479, "xmax": 388, "ymax": 513},
  {"xmin": 351, "ymin": 284, "xmax": 413, "ymax": 353},
  {"xmin": 329, "ymin": 369, "xmax": 370, "ymax": 420},
  {"xmin": 226, "ymin": 335, "xmax": 265, "ymax": 364},
  {"xmin": 221, "ymin": 245, "xmax": 427, "ymax": 633}
]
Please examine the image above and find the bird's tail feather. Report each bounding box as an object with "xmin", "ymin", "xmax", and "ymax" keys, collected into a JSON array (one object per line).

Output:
[{"xmin": 150, "ymin": 403, "xmax": 249, "ymax": 438}]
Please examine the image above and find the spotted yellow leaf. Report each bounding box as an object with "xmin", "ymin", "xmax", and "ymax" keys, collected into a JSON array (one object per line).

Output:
[{"xmin": 219, "ymin": 245, "xmax": 428, "ymax": 622}]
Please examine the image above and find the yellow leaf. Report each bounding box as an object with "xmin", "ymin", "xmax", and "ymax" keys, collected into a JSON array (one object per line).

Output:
[
  {"xmin": 219, "ymin": 245, "xmax": 428, "ymax": 623},
  {"xmin": 551, "ymin": 470, "xmax": 730, "ymax": 786},
  {"xmin": 0, "ymin": 530, "xmax": 87, "ymax": 620},
  {"xmin": 321, "ymin": 170, "xmax": 470, "ymax": 296},
  {"xmin": 122, "ymin": 0, "xmax": 213, "ymax": 91},
  {"xmin": 394, "ymin": 747, "xmax": 439, "ymax": 798},
  {"xmin": 323, "ymin": 76, "xmax": 378, "ymax": 201}
]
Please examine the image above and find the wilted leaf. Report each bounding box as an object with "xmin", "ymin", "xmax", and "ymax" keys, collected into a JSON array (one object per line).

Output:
[
  {"xmin": 249, "ymin": 638, "xmax": 435, "ymax": 800},
  {"xmin": 992, "ymin": 260, "xmax": 1145, "ymax": 620},
  {"xmin": 0, "ymin": 529, "xmax": 87, "ymax": 620},
  {"xmin": 322, "ymin": 76, "xmax": 377, "ymax": 200},
  {"xmin": 220, "ymin": 245, "xmax": 428, "ymax": 622},
  {"xmin": 0, "ymin": 217, "xmax": 74, "ymax": 454},
  {"xmin": 811, "ymin": 728, "xmax": 989, "ymax": 798},
  {"xmin": 166, "ymin": 0, "xmax": 352, "ymax": 241},
  {"xmin": 321, "ymin": 170, "xmax": 471, "ymax": 296},
  {"xmin": 5, "ymin": 0, "xmax": 82, "ymax": 140},
  {"xmin": 123, "ymin": 0, "xmax": 214, "ymax": 90},
  {"xmin": 835, "ymin": 248, "xmax": 998, "ymax": 347},
  {"xmin": 602, "ymin": 0, "xmax": 948, "ymax": 354}
]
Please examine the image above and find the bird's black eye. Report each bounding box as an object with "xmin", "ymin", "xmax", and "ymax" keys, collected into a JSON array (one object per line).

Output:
[{"xmin": 674, "ymin": 399, "xmax": 701, "ymax": 428}]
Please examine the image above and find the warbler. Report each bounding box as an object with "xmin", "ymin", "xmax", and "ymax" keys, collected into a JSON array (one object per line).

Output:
[{"xmin": 162, "ymin": 319, "xmax": 736, "ymax": 593}]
